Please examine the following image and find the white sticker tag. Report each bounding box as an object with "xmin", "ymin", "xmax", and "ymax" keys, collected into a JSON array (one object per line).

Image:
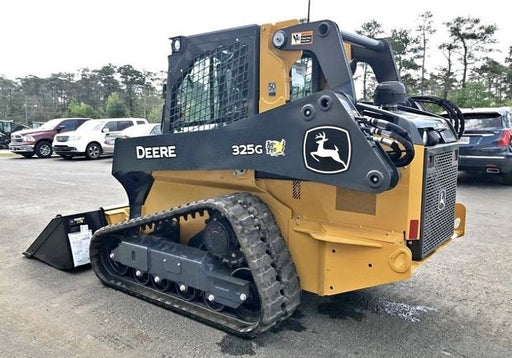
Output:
[{"xmin": 68, "ymin": 229, "xmax": 92, "ymax": 267}]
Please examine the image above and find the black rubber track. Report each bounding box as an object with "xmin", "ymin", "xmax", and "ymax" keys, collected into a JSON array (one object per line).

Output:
[
  {"xmin": 233, "ymin": 193, "xmax": 301, "ymax": 319},
  {"xmin": 89, "ymin": 192, "xmax": 300, "ymax": 337}
]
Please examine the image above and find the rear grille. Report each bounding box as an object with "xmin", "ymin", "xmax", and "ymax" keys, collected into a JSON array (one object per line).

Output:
[{"xmin": 410, "ymin": 147, "xmax": 459, "ymax": 260}]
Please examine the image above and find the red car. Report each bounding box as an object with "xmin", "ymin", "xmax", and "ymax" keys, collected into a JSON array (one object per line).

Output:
[{"xmin": 9, "ymin": 118, "xmax": 90, "ymax": 158}]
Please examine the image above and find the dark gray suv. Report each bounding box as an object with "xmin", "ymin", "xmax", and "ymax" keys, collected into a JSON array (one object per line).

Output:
[{"xmin": 457, "ymin": 107, "xmax": 512, "ymax": 185}]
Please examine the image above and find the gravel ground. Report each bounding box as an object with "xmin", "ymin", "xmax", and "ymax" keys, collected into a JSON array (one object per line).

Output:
[{"xmin": 1, "ymin": 154, "xmax": 511, "ymax": 357}]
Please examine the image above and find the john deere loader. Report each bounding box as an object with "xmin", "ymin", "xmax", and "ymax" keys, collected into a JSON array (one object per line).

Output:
[{"xmin": 25, "ymin": 19, "xmax": 466, "ymax": 337}]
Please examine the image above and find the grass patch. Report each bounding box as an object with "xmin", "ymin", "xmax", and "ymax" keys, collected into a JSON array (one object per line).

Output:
[{"xmin": 0, "ymin": 150, "xmax": 16, "ymax": 158}]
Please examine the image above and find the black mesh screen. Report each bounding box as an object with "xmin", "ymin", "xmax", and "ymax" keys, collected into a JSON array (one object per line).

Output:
[
  {"xmin": 420, "ymin": 150, "xmax": 458, "ymax": 257},
  {"xmin": 169, "ymin": 42, "xmax": 250, "ymax": 132},
  {"xmin": 409, "ymin": 148, "xmax": 459, "ymax": 260}
]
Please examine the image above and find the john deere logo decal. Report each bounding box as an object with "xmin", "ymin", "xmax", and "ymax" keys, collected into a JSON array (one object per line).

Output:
[
  {"xmin": 303, "ymin": 126, "xmax": 351, "ymax": 174},
  {"xmin": 438, "ymin": 189, "xmax": 447, "ymax": 211}
]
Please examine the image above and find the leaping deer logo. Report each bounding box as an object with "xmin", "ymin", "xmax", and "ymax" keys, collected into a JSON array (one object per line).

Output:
[
  {"xmin": 303, "ymin": 126, "xmax": 351, "ymax": 174},
  {"xmin": 310, "ymin": 132, "xmax": 347, "ymax": 169}
]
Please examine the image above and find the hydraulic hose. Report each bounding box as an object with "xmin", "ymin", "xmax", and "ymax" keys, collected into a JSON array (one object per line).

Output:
[
  {"xmin": 408, "ymin": 96, "xmax": 465, "ymax": 138},
  {"xmin": 357, "ymin": 117, "xmax": 415, "ymax": 167}
]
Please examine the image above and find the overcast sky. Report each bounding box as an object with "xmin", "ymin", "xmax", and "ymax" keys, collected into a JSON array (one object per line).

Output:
[{"xmin": 1, "ymin": 0, "xmax": 510, "ymax": 79}]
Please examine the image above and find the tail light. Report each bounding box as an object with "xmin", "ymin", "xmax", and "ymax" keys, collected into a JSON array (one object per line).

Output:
[{"xmin": 498, "ymin": 129, "xmax": 512, "ymax": 147}]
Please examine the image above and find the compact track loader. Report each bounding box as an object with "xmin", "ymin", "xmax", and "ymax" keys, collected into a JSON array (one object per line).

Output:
[{"xmin": 26, "ymin": 19, "xmax": 466, "ymax": 337}]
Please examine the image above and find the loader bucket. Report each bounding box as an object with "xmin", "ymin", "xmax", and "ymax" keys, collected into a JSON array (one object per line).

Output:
[{"xmin": 23, "ymin": 209, "xmax": 108, "ymax": 270}]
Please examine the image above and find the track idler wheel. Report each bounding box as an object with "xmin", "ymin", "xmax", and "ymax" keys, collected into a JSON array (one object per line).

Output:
[{"xmin": 105, "ymin": 245, "xmax": 129, "ymax": 276}]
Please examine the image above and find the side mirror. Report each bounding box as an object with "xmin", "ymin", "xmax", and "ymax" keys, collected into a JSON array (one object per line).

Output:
[
  {"xmin": 57, "ymin": 125, "xmax": 67, "ymax": 132},
  {"xmin": 102, "ymin": 128, "xmax": 110, "ymax": 133}
]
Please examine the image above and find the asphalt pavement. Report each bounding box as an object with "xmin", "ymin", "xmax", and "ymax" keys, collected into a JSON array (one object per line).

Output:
[{"xmin": 1, "ymin": 154, "xmax": 511, "ymax": 357}]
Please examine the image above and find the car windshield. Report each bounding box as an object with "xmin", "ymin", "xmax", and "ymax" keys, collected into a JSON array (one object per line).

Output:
[
  {"xmin": 38, "ymin": 118, "xmax": 63, "ymax": 130},
  {"xmin": 463, "ymin": 113, "xmax": 503, "ymax": 130},
  {"xmin": 76, "ymin": 120, "xmax": 105, "ymax": 132}
]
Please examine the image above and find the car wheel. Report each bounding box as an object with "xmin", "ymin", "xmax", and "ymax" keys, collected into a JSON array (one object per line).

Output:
[
  {"xmin": 35, "ymin": 141, "xmax": 52, "ymax": 158},
  {"xmin": 502, "ymin": 173, "xmax": 512, "ymax": 186},
  {"xmin": 21, "ymin": 153, "xmax": 34, "ymax": 158},
  {"xmin": 85, "ymin": 142, "xmax": 102, "ymax": 160}
]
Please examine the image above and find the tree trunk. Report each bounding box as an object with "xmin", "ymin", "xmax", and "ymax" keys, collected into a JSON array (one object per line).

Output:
[
  {"xmin": 421, "ymin": 31, "xmax": 427, "ymax": 95},
  {"xmin": 462, "ymin": 40, "xmax": 469, "ymax": 88},
  {"xmin": 443, "ymin": 51, "xmax": 453, "ymax": 100},
  {"xmin": 363, "ymin": 64, "xmax": 368, "ymax": 100}
]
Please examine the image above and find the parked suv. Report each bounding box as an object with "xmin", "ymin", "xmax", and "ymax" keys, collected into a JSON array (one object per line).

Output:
[
  {"xmin": 457, "ymin": 107, "xmax": 512, "ymax": 185},
  {"xmin": 52, "ymin": 118, "xmax": 148, "ymax": 159},
  {"xmin": 9, "ymin": 118, "xmax": 90, "ymax": 158}
]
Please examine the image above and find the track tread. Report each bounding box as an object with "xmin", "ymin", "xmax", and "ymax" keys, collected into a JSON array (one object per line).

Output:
[
  {"xmin": 90, "ymin": 192, "xmax": 299, "ymax": 337},
  {"xmin": 234, "ymin": 194, "xmax": 301, "ymax": 319}
]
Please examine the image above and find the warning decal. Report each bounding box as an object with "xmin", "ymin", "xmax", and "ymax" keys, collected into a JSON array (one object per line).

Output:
[{"xmin": 291, "ymin": 31, "xmax": 313, "ymax": 45}]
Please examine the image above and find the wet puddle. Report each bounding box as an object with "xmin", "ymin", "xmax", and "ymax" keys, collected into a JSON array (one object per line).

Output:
[{"xmin": 318, "ymin": 291, "xmax": 436, "ymax": 322}]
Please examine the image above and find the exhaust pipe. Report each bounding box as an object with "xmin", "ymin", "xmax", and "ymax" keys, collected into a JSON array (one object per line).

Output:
[{"xmin": 486, "ymin": 168, "xmax": 501, "ymax": 174}]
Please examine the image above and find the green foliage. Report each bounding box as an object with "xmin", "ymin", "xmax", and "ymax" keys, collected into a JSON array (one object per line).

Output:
[
  {"xmin": 445, "ymin": 16, "xmax": 498, "ymax": 88},
  {"xmin": 0, "ymin": 76, "xmax": 23, "ymax": 121},
  {"xmin": 118, "ymin": 65, "xmax": 146, "ymax": 116},
  {"xmin": 105, "ymin": 92, "xmax": 128, "ymax": 118},
  {"xmin": 421, "ymin": 102, "xmax": 445, "ymax": 115},
  {"xmin": 389, "ymin": 29, "xmax": 421, "ymax": 93},
  {"xmin": 0, "ymin": 65, "xmax": 165, "ymax": 124},
  {"xmin": 147, "ymin": 103, "xmax": 164, "ymax": 123},
  {"xmin": 66, "ymin": 98, "xmax": 99, "ymax": 118},
  {"xmin": 415, "ymin": 11, "xmax": 436, "ymax": 95},
  {"xmin": 448, "ymin": 82, "xmax": 494, "ymax": 108}
]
